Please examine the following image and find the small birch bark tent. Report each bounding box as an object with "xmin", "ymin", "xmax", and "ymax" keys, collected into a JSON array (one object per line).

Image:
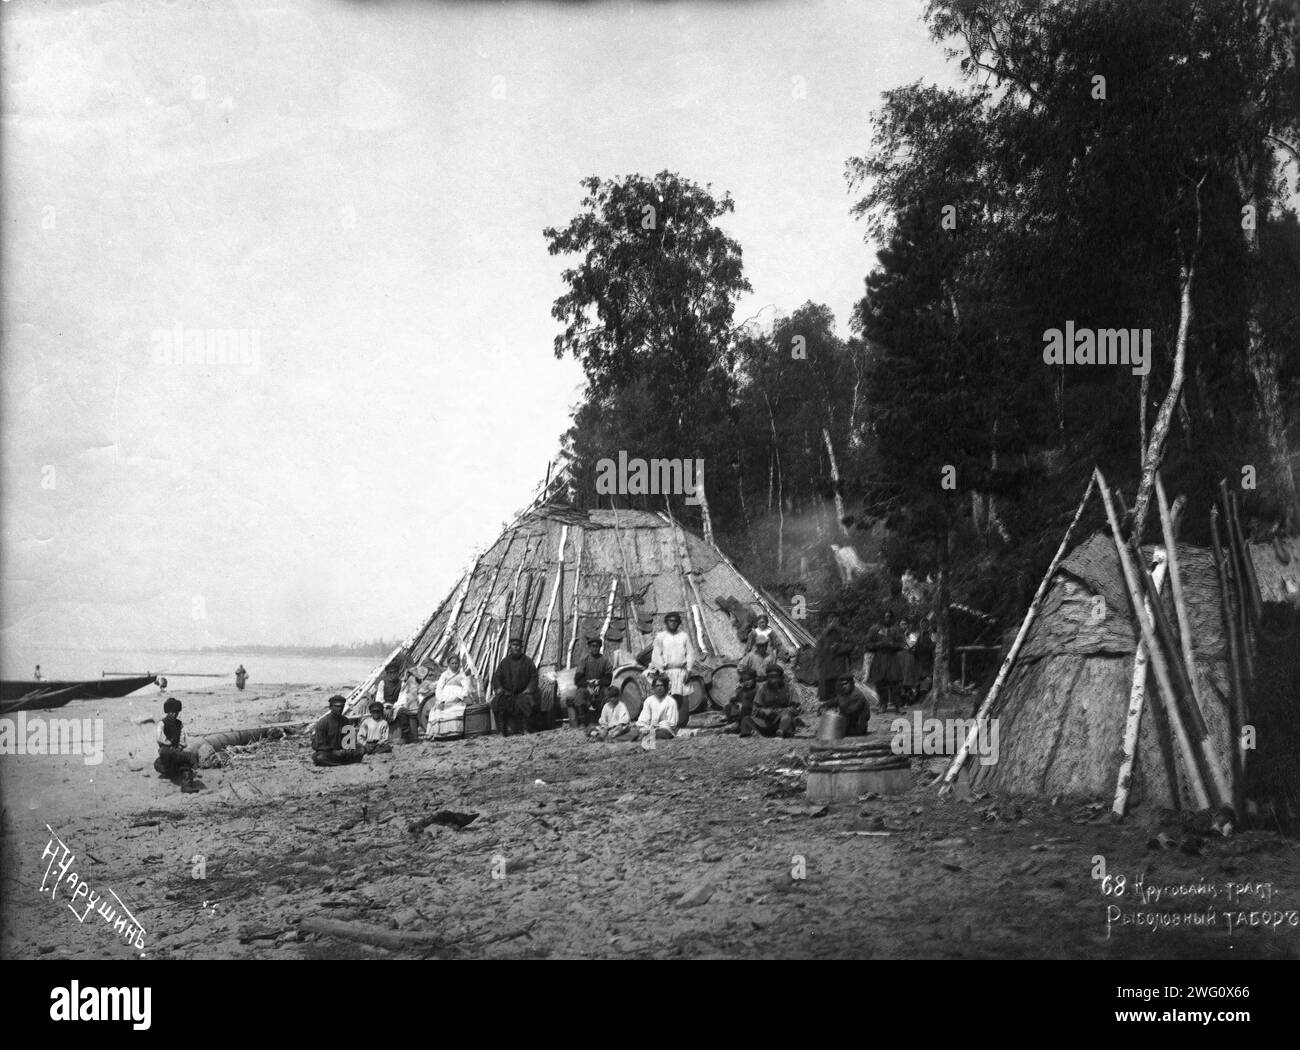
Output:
[
  {"xmin": 967, "ymin": 530, "xmax": 1300, "ymax": 819},
  {"xmin": 345, "ymin": 502, "xmax": 814, "ymax": 718}
]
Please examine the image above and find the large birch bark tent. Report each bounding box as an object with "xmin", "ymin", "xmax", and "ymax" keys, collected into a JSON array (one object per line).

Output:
[
  {"xmin": 345, "ymin": 499, "xmax": 815, "ymax": 721},
  {"xmin": 960, "ymin": 526, "xmax": 1300, "ymax": 824}
]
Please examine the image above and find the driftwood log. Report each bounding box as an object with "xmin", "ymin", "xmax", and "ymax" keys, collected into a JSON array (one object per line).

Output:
[{"xmin": 299, "ymin": 917, "xmax": 441, "ymax": 953}]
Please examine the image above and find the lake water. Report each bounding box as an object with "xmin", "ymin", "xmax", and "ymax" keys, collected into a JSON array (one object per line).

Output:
[{"xmin": 0, "ymin": 646, "xmax": 380, "ymax": 693}]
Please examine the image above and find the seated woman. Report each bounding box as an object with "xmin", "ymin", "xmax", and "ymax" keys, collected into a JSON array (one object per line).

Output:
[
  {"xmin": 744, "ymin": 613, "xmax": 781, "ymax": 657},
  {"xmin": 589, "ymin": 685, "xmax": 633, "ymax": 741},
  {"xmin": 425, "ymin": 654, "xmax": 475, "ymax": 740}
]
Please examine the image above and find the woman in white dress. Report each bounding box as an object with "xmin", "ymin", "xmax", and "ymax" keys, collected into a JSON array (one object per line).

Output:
[{"xmin": 426, "ymin": 654, "xmax": 474, "ymax": 739}]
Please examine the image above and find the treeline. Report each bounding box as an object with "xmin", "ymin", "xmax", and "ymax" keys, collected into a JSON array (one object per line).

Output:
[
  {"xmin": 543, "ymin": 0, "xmax": 1300, "ymax": 696},
  {"xmin": 202, "ymin": 640, "xmax": 403, "ymax": 658}
]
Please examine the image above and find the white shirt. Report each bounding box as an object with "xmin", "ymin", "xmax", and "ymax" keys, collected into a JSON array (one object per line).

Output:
[
  {"xmin": 358, "ymin": 716, "xmax": 389, "ymax": 746},
  {"xmin": 652, "ymin": 629, "xmax": 692, "ymax": 670},
  {"xmin": 436, "ymin": 669, "xmax": 471, "ymax": 705},
  {"xmin": 637, "ymin": 693, "xmax": 679, "ymax": 732},
  {"xmin": 598, "ymin": 700, "xmax": 630, "ymax": 728}
]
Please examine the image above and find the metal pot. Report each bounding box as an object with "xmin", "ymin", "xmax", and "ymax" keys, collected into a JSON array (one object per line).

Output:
[{"xmin": 816, "ymin": 710, "xmax": 846, "ymax": 743}]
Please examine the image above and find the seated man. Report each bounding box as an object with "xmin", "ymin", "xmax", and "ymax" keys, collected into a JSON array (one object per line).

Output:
[
  {"xmin": 589, "ymin": 685, "xmax": 632, "ymax": 741},
  {"xmin": 571, "ymin": 636, "xmax": 613, "ymax": 729},
  {"xmin": 154, "ymin": 697, "xmax": 200, "ymax": 791},
  {"xmin": 723, "ymin": 667, "xmax": 759, "ymax": 729},
  {"xmin": 393, "ymin": 667, "xmax": 425, "ymax": 744},
  {"xmin": 821, "ymin": 674, "xmax": 872, "ymax": 737},
  {"xmin": 738, "ymin": 638, "xmax": 775, "ymax": 682},
  {"xmin": 630, "ymin": 674, "xmax": 678, "ymax": 741},
  {"xmin": 357, "ymin": 700, "xmax": 393, "ymax": 755},
  {"xmin": 312, "ymin": 695, "xmax": 364, "ymax": 766},
  {"xmin": 490, "ymin": 637, "xmax": 539, "ymax": 736},
  {"xmin": 740, "ymin": 664, "xmax": 801, "ymax": 739}
]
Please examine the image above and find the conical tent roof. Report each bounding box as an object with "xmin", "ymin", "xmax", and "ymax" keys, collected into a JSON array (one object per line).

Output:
[
  {"xmin": 346, "ymin": 503, "xmax": 814, "ymax": 714},
  {"xmin": 974, "ymin": 530, "xmax": 1300, "ymax": 813}
]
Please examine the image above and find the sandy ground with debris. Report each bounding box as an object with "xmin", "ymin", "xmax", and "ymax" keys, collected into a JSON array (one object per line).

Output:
[{"xmin": 2, "ymin": 681, "xmax": 1298, "ymax": 960}]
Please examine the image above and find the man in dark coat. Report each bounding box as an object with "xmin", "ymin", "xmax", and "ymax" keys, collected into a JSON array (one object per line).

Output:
[
  {"xmin": 312, "ymin": 695, "xmax": 364, "ymax": 766},
  {"xmin": 816, "ymin": 613, "xmax": 855, "ymax": 701},
  {"xmin": 571, "ymin": 636, "xmax": 614, "ymax": 729},
  {"xmin": 740, "ymin": 664, "xmax": 801, "ymax": 738},
  {"xmin": 491, "ymin": 637, "xmax": 539, "ymax": 736},
  {"xmin": 821, "ymin": 674, "xmax": 872, "ymax": 736}
]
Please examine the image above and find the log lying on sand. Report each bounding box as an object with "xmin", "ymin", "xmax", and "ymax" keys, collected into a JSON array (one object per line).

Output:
[
  {"xmin": 186, "ymin": 721, "xmax": 309, "ymax": 767},
  {"xmin": 299, "ymin": 917, "xmax": 441, "ymax": 953}
]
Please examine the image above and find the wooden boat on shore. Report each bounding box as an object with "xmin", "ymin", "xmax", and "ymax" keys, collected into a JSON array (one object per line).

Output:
[{"xmin": 0, "ymin": 674, "xmax": 160, "ymax": 715}]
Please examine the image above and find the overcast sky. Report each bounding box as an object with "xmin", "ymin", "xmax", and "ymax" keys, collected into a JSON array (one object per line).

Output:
[{"xmin": 1, "ymin": 0, "xmax": 955, "ymax": 654}]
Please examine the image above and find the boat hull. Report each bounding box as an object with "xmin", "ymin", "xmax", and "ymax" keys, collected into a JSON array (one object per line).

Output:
[{"xmin": 0, "ymin": 676, "xmax": 157, "ymax": 713}]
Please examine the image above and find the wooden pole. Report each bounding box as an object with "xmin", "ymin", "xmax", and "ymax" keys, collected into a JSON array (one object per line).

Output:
[
  {"xmin": 1129, "ymin": 537, "xmax": 1206, "ymax": 739},
  {"xmin": 1210, "ymin": 508, "xmax": 1247, "ymax": 812},
  {"xmin": 1112, "ymin": 550, "xmax": 1169, "ymax": 820},
  {"xmin": 1157, "ymin": 478, "xmax": 1234, "ymax": 809},
  {"xmin": 608, "ymin": 502, "xmax": 644, "ymax": 652},
  {"xmin": 532, "ymin": 525, "xmax": 569, "ymax": 665},
  {"xmin": 1096, "ymin": 469, "xmax": 1212, "ymax": 811},
  {"xmin": 942, "ymin": 473, "xmax": 1096, "ymax": 788},
  {"xmin": 598, "ymin": 576, "xmax": 618, "ymax": 647},
  {"xmin": 567, "ymin": 530, "xmax": 586, "ymax": 668},
  {"xmin": 1224, "ymin": 485, "xmax": 1263, "ymax": 623}
]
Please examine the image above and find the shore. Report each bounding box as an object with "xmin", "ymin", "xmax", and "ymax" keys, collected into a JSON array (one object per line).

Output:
[{"xmin": 2, "ymin": 681, "xmax": 1297, "ymax": 960}]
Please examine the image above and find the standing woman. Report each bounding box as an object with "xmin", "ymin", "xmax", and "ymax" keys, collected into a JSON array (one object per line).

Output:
[
  {"xmin": 895, "ymin": 616, "xmax": 918, "ymax": 707},
  {"xmin": 864, "ymin": 609, "xmax": 897, "ymax": 711}
]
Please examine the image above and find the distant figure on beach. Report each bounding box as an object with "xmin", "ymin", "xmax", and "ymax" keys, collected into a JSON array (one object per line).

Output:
[
  {"xmin": 34, "ymin": 664, "xmax": 42, "ymax": 681},
  {"xmin": 154, "ymin": 697, "xmax": 200, "ymax": 791},
  {"xmin": 234, "ymin": 665, "xmax": 247, "ymax": 690},
  {"xmin": 357, "ymin": 701, "xmax": 392, "ymax": 755},
  {"xmin": 490, "ymin": 637, "xmax": 539, "ymax": 736},
  {"xmin": 312, "ymin": 695, "xmax": 363, "ymax": 766}
]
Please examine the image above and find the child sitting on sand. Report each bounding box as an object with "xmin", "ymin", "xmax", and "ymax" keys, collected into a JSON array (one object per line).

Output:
[
  {"xmin": 358, "ymin": 701, "xmax": 392, "ymax": 754},
  {"xmin": 588, "ymin": 686, "xmax": 632, "ymax": 741},
  {"xmin": 154, "ymin": 697, "xmax": 200, "ymax": 792}
]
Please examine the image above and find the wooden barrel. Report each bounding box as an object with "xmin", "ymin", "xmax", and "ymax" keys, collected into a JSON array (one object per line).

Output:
[
  {"xmin": 463, "ymin": 703, "xmax": 492, "ymax": 737},
  {"xmin": 685, "ymin": 675, "xmax": 708, "ymax": 713},
  {"xmin": 552, "ymin": 668, "xmax": 578, "ymax": 704},
  {"xmin": 430, "ymin": 704, "xmax": 466, "ymax": 740},
  {"xmin": 617, "ymin": 671, "xmax": 647, "ymax": 722},
  {"xmin": 705, "ymin": 662, "xmax": 739, "ymax": 710}
]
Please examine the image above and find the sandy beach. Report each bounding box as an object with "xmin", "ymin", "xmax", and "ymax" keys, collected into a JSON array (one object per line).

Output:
[{"xmin": 2, "ymin": 681, "xmax": 1297, "ymax": 961}]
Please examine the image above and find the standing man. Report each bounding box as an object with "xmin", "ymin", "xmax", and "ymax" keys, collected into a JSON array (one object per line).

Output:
[
  {"xmin": 816, "ymin": 612, "xmax": 854, "ymax": 702},
  {"xmin": 34, "ymin": 664, "xmax": 42, "ymax": 682},
  {"xmin": 235, "ymin": 664, "xmax": 248, "ymax": 690},
  {"xmin": 571, "ymin": 636, "xmax": 613, "ymax": 729},
  {"xmin": 650, "ymin": 611, "xmax": 694, "ymax": 728},
  {"xmin": 312, "ymin": 695, "xmax": 364, "ymax": 766},
  {"xmin": 490, "ymin": 636, "xmax": 539, "ymax": 736},
  {"xmin": 740, "ymin": 664, "xmax": 802, "ymax": 739}
]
